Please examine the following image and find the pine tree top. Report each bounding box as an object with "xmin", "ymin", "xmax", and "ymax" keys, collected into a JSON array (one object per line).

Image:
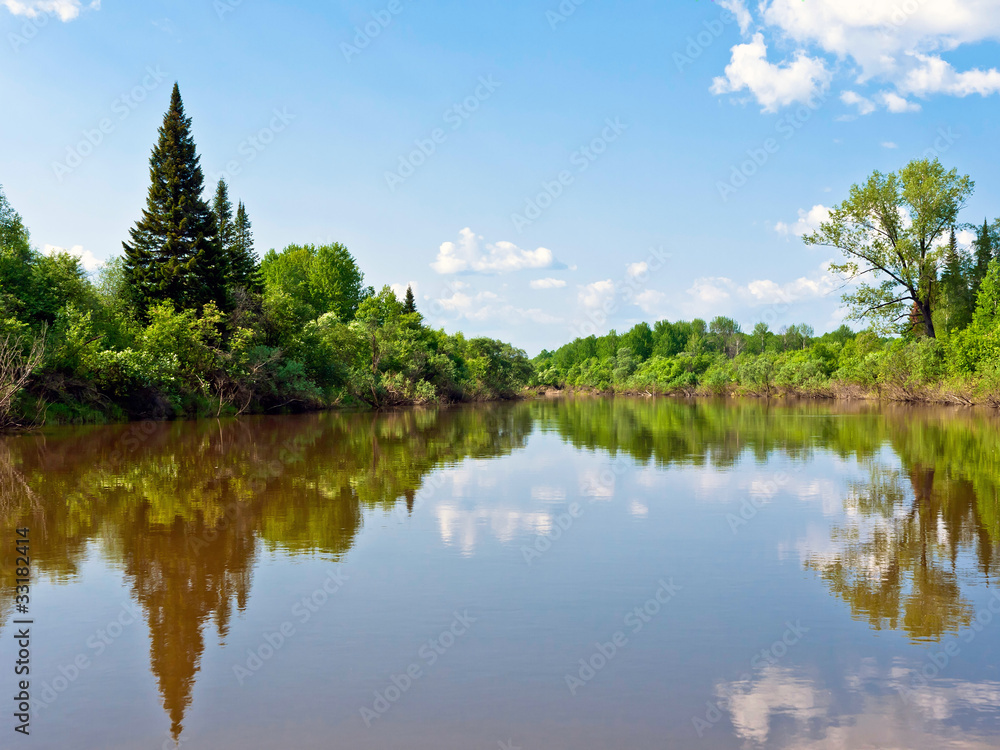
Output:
[{"xmin": 123, "ymin": 83, "xmax": 222, "ymax": 312}]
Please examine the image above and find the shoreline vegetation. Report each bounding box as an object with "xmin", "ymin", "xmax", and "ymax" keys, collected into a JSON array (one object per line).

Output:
[
  {"xmin": 2, "ymin": 88, "xmax": 999, "ymax": 430},
  {"xmin": 531, "ymin": 158, "xmax": 1000, "ymax": 412},
  {"xmin": 0, "ymin": 84, "xmax": 533, "ymax": 431}
]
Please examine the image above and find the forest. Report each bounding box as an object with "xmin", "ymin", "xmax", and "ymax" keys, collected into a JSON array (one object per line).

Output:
[
  {"xmin": 534, "ymin": 159, "xmax": 1000, "ymax": 406},
  {"xmin": 3, "ymin": 86, "xmax": 1000, "ymax": 429},
  {"xmin": 0, "ymin": 84, "xmax": 532, "ymax": 428}
]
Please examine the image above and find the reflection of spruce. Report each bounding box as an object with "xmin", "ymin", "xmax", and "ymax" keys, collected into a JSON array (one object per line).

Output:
[
  {"xmin": 0, "ymin": 403, "xmax": 535, "ymax": 737},
  {"xmin": 119, "ymin": 505, "xmax": 257, "ymax": 741}
]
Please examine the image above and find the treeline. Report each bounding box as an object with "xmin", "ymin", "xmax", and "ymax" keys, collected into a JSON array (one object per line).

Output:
[
  {"xmin": 535, "ymin": 159, "xmax": 1000, "ymax": 405},
  {"xmin": 534, "ymin": 290, "xmax": 1000, "ymax": 404},
  {"xmin": 0, "ymin": 84, "xmax": 531, "ymax": 428}
]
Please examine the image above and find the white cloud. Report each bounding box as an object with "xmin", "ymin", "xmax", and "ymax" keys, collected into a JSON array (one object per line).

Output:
[
  {"xmin": 717, "ymin": 0, "xmax": 752, "ymax": 35},
  {"xmin": 688, "ymin": 277, "xmax": 734, "ymax": 305},
  {"xmin": 840, "ymin": 90, "xmax": 876, "ymax": 115},
  {"xmin": 432, "ymin": 227, "xmax": 559, "ymax": 275},
  {"xmin": 634, "ymin": 289, "xmax": 666, "ymax": 316},
  {"xmin": 434, "ymin": 289, "xmax": 498, "ymax": 318},
  {"xmin": 578, "ymin": 279, "xmax": 615, "ymax": 310},
  {"xmin": 744, "ymin": 274, "xmax": 836, "ymax": 305},
  {"xmin": 881, "ymin": 141, "xmax": 898, "ymax": 148},
  {"xmin": 878, "ymin": 90, "xmax": 922, "ymax": 113},
  {"xmin": 956, "ymin": 228, "xmax": 977, "ymax": 249},
  {"xmin": 530, "ymin": 277, "xmax": 566, "ymax": 290},
  {"xmin": 625, "ymin": 261, "xmax": 648, "ymax": 278},
  {"xmin": 899, "ymin": 52, "xmax": 1000, "ymax": 97},
  {"xmin": 41, "ymin": 244, "xmax": 102, "ymax": 272},
  {"xmin": 711, "ymin": 33, "xmax": 832, "ymax": 112},
  {"xmin": 389, "ymin": 281, "xmax": 418, "ymax": 300},
  {"xmin": 686, "ymin": 261, "xmax": 849, "ymax": 310},
  {"xmin": 2, "ymin": 0, "xmax": 97, "ymax": 21},
  {"xmin": 714, "ymin": 0, "xmax": 1000, "ymax": 112},
  {"xmin": 432, "ymin": 288, "xmax": 561, "ymax": 325},
  {"xmin": 774, "ymin": 204, "xmax": 831, "ymax": 237}
]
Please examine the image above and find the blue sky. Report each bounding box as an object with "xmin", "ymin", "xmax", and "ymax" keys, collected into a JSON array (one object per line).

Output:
[{"xmin": 2, "ymin": 0, "xmax": 1000, "ymax": 354}]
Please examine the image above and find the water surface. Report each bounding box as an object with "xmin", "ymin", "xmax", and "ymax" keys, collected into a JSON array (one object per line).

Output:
[{"xmin": 2, "ymin": 398, "xmax": 1000, "ymax": 749}]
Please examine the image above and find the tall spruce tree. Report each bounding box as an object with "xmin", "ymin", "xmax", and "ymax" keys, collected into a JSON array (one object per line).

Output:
[
  {"xmin": 229, "ymin": 201, "xmax": 261, "ymax": 293},
  {"xmin": 972, "ymin": 219, "xmax": 996, "ymax": 299},
  {"xmin": 212, "ymin": 178, "xmax": 235, "ymax": 276},
  {"xmin": 403, "ymin": 285, "xmax": 416, "ymax": 314},
  {"xmin": 123, "ymin": 83, "xmax": 227, "ymax": 314},
  {"xmin": 939, "ymin": 226, "xmax": 973, "ymax": 332}
]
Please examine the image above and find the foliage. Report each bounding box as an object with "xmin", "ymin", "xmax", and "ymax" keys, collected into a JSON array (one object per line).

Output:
[
  {"xmin": 805, "ymin": 158, "xmax": 974, "ymax": 338},
  {"xmin": 122, "ymin": 84, "xmax": 227, "ymax": 315},
  {"xmin": 260, "ymin": 242, "xmax": 369, "ymax": 324}
]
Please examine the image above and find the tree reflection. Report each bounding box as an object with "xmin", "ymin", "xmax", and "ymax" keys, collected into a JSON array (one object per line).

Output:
[
  {"xmin": 532, "ymin": 398, "xmax": 1000, "ymax": 642},
  {"xmin": 0, "ymin": 404, "xmax": 532, "ymax": 740},
  {"xmin": 0, "ymin": 397, "xmax": 998, "ymax": 738}
]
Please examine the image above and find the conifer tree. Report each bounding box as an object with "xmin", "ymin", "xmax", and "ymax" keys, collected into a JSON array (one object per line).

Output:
[
  {"xmin": 229, "ymin": 201, "xmax": 261, "ymax": 293},
  {"xmin": 939, "ymin": 226, "xmax": 973, "ymax": 332},
  {"xmin": 972, "ymin": 219, "xmax": 996, "ymax": 299},
  {"xmin": 123, "ymin": 83, "xmax": 227, "ymax": 314},
  {"xmin": 212, "ymin": 178, "xmax": 235, "ymax": 277},
  {"xmin": 403, "ymin": 285, "xmax": 416, "ymax": 314}
]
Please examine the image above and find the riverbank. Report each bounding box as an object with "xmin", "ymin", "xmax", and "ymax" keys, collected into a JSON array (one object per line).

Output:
[{"xmin": 530, "ymin": 380, "xmax": 1000, "ymax": 408}]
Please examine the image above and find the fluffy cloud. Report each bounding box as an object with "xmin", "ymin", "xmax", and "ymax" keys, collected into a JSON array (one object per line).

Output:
[
  {"xmin": 711, "ymin": 33, "xmax": 832, "ymax": 112},
  {"xmin": 634, "ymin": 289, "xmax": 666, "ymax": 315},
  {"xmin": 432, "ymin": 288, "xmax": 562, "ymax": 325},
  {"xmin": 685, "ymin": 261, "xmax": 849, "ymax": 309},
  {"xmin": 774, "ymin": 204, "xmax": 830, "ymax": 237},
  {"xmin": 881, "ymin": 141, "xmax": 898, "ymax": 149},
  {"xmin": 432, "ymin": 227, "xmax": 560, "ymax": 275},
  {"xmin": 688, "ymin": 277, "xmax": 735, "ymax": 305},
  {"xmin": 743, "ymin": 271, "xmax": 838, "ymax": 305},
  {"xmin": 878, "ymin": 90, "xmax": 921, "ymax": 113},
  {"xmin": 713, "ymin": 0, "xmax": 1000, "ymax": 112},
  {"xmin": 717, "ymin": 0, "xmax": 752, "ymax": 35},
  {"xmin": 2, "ymin": 0, "xmax": 98, "ymax": 21},
  {"xmin": 42, "ymin": 244, "xmax": 102, "ymax": 272},
  {"xmin": 529, "ymin": 277, "xmax": 566, "ymax": 289},
  {"xmin": 899, "ymin": 52, "xmax": 1000, "ymax": 97},
  {"xmin": 578, "ymin": 279, "xmax": 616, "ymax": 310},
  {"xmin": 625, "ymin": 261, "xmax": 648, "ymax": 278},
  {"xmin": 840, "ymin": 90, "xmax": 876, "ymax": 115}
]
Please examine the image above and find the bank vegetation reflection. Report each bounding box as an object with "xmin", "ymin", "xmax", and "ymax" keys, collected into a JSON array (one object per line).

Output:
[
  {"xmin": 1, "ymin": 398, "xmax": 999, "ymax": 738},
  {"xmin": 0, "ymin": 405, "xmax": 532, "ymax": 740}
]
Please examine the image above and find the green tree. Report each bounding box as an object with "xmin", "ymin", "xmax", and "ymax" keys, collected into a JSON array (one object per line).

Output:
[
  {"xmin": 805, "ymin": 159, "xmax": 974, "ymax": 338},
  {"xmin": 652, "ymin": 320, "xmax": 692, "ymax": 358},
  {"xmin": 229, "ymin": 202, "xmax": 261, "ymax": 293},
  {"xmin": 939, "ymin": 226, "xmax": 973, "ymax": 332},
  {"xmin": 212, "ymin": 179, "xmax": 235, "ymax": 280},
  {"xmin": 260, "ymin": 243, "xmax": 367, "ymax": 323},
  {"xmin": 403, "ymin": 285, "xmax": 416, "ymax": 314},
  {"xmin": 0, "ymin": 185, "xmax": 35, "ymax": 320},
  {"xmin": 709, "ymin": 316, "xmax": 742, "ymax": 357},
  {"xmin": 620, "ymin": 322, "xmax": 653, "ymax": 361},
  {"xmin": 971, "ymin": 219, "xmax": 998, "ymax": 299},
  {"xmin": 123, "ymin": 84, "xmax": 226, "ymax": 315},
  {"xmin": 750, "ymin": 322, "xmax": 770, "ymax": 354}
]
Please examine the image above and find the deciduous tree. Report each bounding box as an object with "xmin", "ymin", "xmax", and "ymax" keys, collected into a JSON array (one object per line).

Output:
[{"xmin": 805, "ymin": 159, "xmax": 973, "ymax": 338}]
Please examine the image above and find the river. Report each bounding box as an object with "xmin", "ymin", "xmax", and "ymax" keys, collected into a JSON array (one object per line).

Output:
[{"xmin": 1, "ymin": 398, "xmax": 999, "ymax": 749}]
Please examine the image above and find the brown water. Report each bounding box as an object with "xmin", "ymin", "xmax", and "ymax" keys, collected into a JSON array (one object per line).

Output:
[{"xmin": 1, "ymin": 398, "xmax": 1000, "ymax": 749}]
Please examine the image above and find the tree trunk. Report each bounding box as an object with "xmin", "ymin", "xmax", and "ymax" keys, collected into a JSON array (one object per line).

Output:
[{"xmin": 920, "ymin": 300, "xmax": 936, "ymax": 339}]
